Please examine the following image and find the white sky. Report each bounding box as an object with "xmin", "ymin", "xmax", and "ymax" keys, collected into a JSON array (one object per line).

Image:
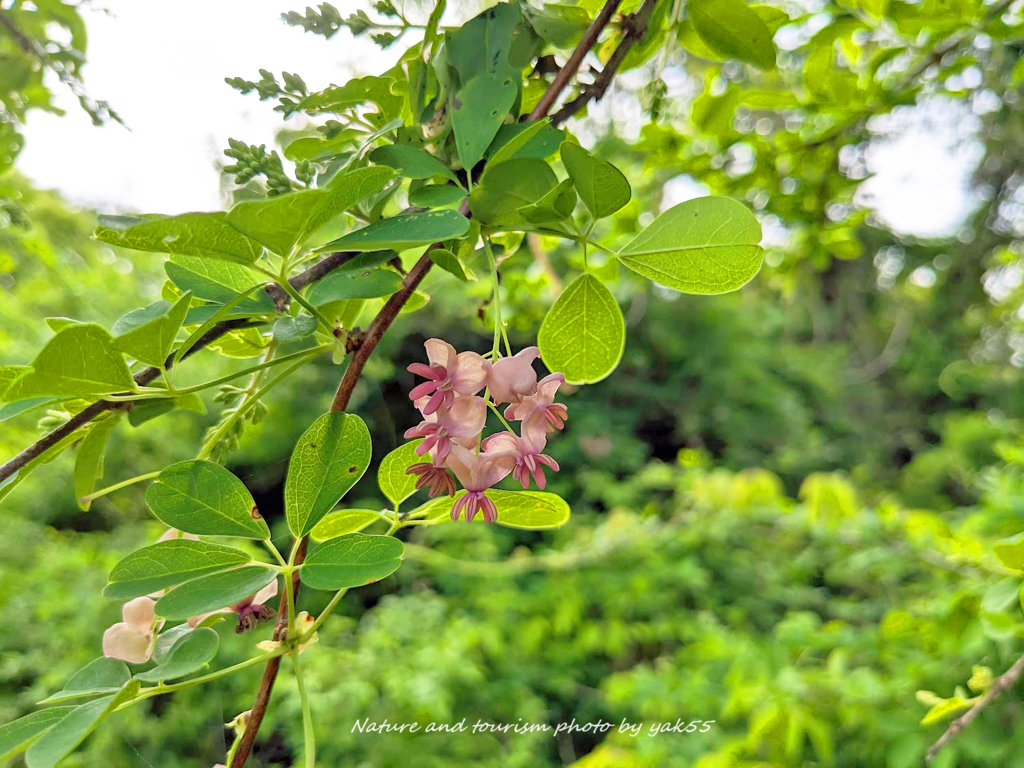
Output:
[{"xmin": 18, "ymin": 1, "xmax": 979, "ymax": 238}]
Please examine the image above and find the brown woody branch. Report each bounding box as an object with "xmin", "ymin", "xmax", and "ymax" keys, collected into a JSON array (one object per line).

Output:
[
  {"xmin": 229, "ymin": 0, "xmax": 628, "ymax": 763},
  {"xmin": 926, "ymin": 651, "xmax": 1024, "ymax": 763},
  {"xmin": 0, "ymin": 252, "xmax": 356, "ymax": 485}
]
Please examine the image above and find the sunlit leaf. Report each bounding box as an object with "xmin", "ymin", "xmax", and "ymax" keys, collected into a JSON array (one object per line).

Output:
[
  {"xmin": 559, "ymin": 142, "xmax": 631, "ymax": 220},
  {"xmin": 95, "ymin": 212, "xmax": 263, "ymax": 264},
  {"xmin": 104, "ymin": 539, "xmax": 253, "ymax": 600},
  {"xmin": 322, "ymin": 211, "xmax": 470, "ymax": 252},
  {"xmin": 300, "ymin": 533, "xmax": 404, "ymax": 590},
  {"xmin": 539, "ymin": 274, "xmax": 625, "ymax": 385}
]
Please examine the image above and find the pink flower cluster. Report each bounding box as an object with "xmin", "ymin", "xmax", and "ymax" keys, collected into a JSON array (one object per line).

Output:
[{"xmin": 404, "ymin": 339, "xmax": 568, "ymax": 524}]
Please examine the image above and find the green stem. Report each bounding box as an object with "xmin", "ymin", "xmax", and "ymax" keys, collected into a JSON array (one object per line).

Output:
[
  {"xmin": 487, "ymin": 400, "xmax": 515, "ymax": 433},
  {"xmin": 291, "ymin": 652, "xmax": 316, "ymax": 768},
  {"xmin": 253, "ymin": 265, "xmax": 334, "ymax": 331},
  {"xmin": 285, "ymin": 541, "xmax": 300, "ymax": 635},
  {"xmin": 79, "ymin": 470, "xmax": 161, "ymax": 503},
  {"xmin": 305, "ymin": 588, "xmax": 349, "ymax": 637},
  {"xmin": 483, "ymin": 238, "xmax": 505, "ymax": 357},
  {"xmin": 264, "ymin": 539, "xmax": 289, "ymax": 568},
  {"xmin": 174, "ymin": 345, "xmax": 331, "ymax": 396}
]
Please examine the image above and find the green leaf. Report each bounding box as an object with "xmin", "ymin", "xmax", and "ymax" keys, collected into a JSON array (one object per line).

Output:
[
  {"xmin": 559, "ymin": 142, "xmax": 631, "ymax": 219},
  {"xmin": 429, "ymin": 248, "xmax": 472, "ymax": 282},
  {"xmin": 39, "ymin": 658, "xmax": 130, "ymax": 704},
  {"xmin": 982, "ymin": 576, "xmax": 1020, "ymax": 613},
  {"xmin": 300, "ymin": 75, "xmax": 404, "ymax": 121},
  {"xmin": 617, "ymin": 196, "xmax": 763, "ymax": 295},
  {"xmin": 285, "ymin": 413, "xmax": 372, "ymax": 536},
  {"xmin": 225, "ymin": 167, "xmax": 394, "ymax": 255},
  {"xmin": 0, "ymin": 365, "xmax": 31, "ymax": 402},
  {"xmin": 126, "ymin": 393, "xmax": 205, "ymax": 428},
  {"xmin": 688, "ymin": 0, "xmax": 777, "ymax": 70},
  {"xmin": 0, "ymin": 396, "xmax": 56, "ymax": 423},
  {"xmin": 0, "ymin": 708, "xmax": 77, "ymax": 762},
  {"xmin": 920, "ymin": 696, "xmax": 973, "ymax": 726},
  {"xmin": 25, "ymin": 684, "xmax": 138, "ymax": 768},
  {"xmin": 522, "ymin": 3, "xmax": 590, "ymax": 46},
  {"xmin": 308, "ymin": 269, "xmax": 404, "ymax": 304},
  {"xmin": 95, "ymin": 212, "xmax": 263, "ymax": 264},
  {"xmin": 323, "ymin": 211, "xmax": 470, "ymax": 252},
  {"xmin": 408, "ymin": 184, "xmax": 466, "ymax": 209},
  {"xmin": 283, "ymin": 130, "xmax": 359, "ymax": 161},
  {"xmin": 995, "ymin": 533, "xmax": 1024, "ymax": 571},
  {"xmin": 369, "ymin": 144, "xmax": 458, "ymax": 182},
  {"xmin": 310, "ymin": 509, "xmax": 382, "ymax": 541},
  {"xmin": 44, "ymin": 317, "xmax": 82, "ymax": 333},
  {"xmin": 444, "ymin": 1, "xmax": 526, "ymax": 83},
  {"xmin": 165, "ymin": 256, "xmax": 273, "ymax": 314},
  {"xmin": 73, "ymin": 415, "xmax": 120, "ymax": 511},
  {"xmin": 104, "ymin": 539, "xmax": 253, "ymax": 600},
  {"xmin": 522, "ymin": 179, "xmax": 577, "ymax": 224},
  {"xmin": 134, "ymin": 627, "xmax": 219, "ymax": 682},
  {"xmin": 4, "ymin": 325, "xmax": 135, "ymax": 400},
  {"xmin": 272, "ymin": 314, "xmax": 318, "ymax": 344},
  {"xmin": 111, "ymin": 293, "xmax": 191, "ymax": 367},
  {"xmin": 400, "ymin": 290, "xmax": 430, "ymax": 313},
  {"xmin": 470, "ymin": 158, "xmax": 558, "ymax": 225},
  {"xmin": 155, "ymin": 566, "xmax": 277, "ymax": 620},
  {"xmin": 452, "ymin": 73, "xmax": 519, "ymax": 170},
  {"xmin": 300, "ymin": 533, "xmax": 404, "ymax": 590},
  {"xmin": 426, "ymin": 489, "xmax": 571, "ymax": 529},
  {"xmin": 539, "ymin": 274, "xmax": 625, "ymax": 385},
  {"xmin": 486, "ymin": 120, "xmax": 565, "ymax": 164},
  {"xmin": 145, "ymin": 460, "xmax": 270, "ymax": 539},
  {"xmin": 378, "ymin": 440, "xmax": 425, "ymax": 506}
]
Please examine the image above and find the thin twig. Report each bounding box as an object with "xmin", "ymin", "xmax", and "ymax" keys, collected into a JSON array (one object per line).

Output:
[
  {"xmin": 228, "ymin": 3, "xmax": 629, "ymax": 762},
  {"xmin": 926, "ymin": 651, "xmax": 1024, "ymax": 763},
  {"xmin": 0, "ymin": 251, "xmax": 356, "ymax": 485},
  {"xmin": 548, "ymin": 0, "xmax": 658, "ymax": 126}
]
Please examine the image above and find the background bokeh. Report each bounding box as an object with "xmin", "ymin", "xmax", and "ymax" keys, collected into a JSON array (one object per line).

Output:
[{"xmin": 4, "ymin": 1, "xmax": 1024, "ymax": 767}]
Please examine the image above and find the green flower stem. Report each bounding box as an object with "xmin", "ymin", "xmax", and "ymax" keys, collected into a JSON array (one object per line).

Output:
[
  {"xmin": 263, "ymin": 538, "xmax": 289, "ymax": 568},
  {"xmin": 174, "ymin": 344, "xmax": 332, "ymax": 396},
  {"xmin": 305, "ymin": 588, "xmax": 348, "ymax": 638},
  {"xmin": 291, "ymin": 651, "xmax": 316, "ymax": 768},
  {"xmin": 197, "ymin": 340, "xmax": 279, "ymax": 461},
  {"xmin": 79, "ymin": 470, "xmax": 161, "ymax": 503},
  {"xmin": 285, "ymin": 540, "xmax": 301, "ymax": 635},
  {"xmin": 486, "ymin": 400, "xmax": 515, "ymax": 433},
  {"xmin": 115, "ymin": 649, "xmax": 287, "ymax": 711},
  {"xmin": 483, "ymin": 238, "xmax": 510, "ymax": 357}
]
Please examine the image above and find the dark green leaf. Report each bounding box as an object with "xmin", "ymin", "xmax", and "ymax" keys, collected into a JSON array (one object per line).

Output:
[
  {"xmin": 25, "ymin": 684, "xmax": 138, "ymax": 768},
  {"xmin": 134, "ymin": 627, "xmax": 219, "ymax": 682},
  {"xmin": 272, "ymin": 315, "xmax": 319, "ymax": 344},
  {"xmin": 369, "ymin": 144, "xmax": 458, "ymax": 182},
  {"xmin": 689, "ymin": 0, "xmax": 777, "ymax": 70},
  {"xmin": 452, "ymin": 73, "xmax": 518, "ymax": 170},
  {"xmin": 323, "ymin": 211, "xmax": 470, "ymax": 252},
  {"xmin": 308, "ymin": 269, "xmax": 404, "ymax": 303},
  {"xmin": 39, "ymin": 658, "xmax": 130, "ymax": 705},
  {"xmin": 73, "ymin": 416, "xmax": 120, "ymax": 511},
  {"xmin": 95, "ymin": 212, "xmax": 263, "ymax": 264},
  {"xmin": 408, "ymin": 184, "xmax": 466, "ymax": 208},
  {"xmin": 470, "ymin": 158, "xmax": 558, "ymax": 225},
  {"xmin": 104, "ymin": 539, "xmax": 253, "ymax": 600},
  {"xmin": 0, "ymin": 708, "xmax": 76, "ymax": 762},
  {"xmin": 559, "ymin": 142, "xmax": 631, "ymax": 219},
  {"xmin": 155, "ymin": 566, "xmax": 277, "ymax": 620},
  {"xmin": 300, "ymin": 533, "xmax": 404, "ymax": 590}
]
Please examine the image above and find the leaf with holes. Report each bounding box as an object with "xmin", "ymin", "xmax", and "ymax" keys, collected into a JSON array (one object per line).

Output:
[
  {"xmin": 617, "ymin": 197, "xmax": 763, "ymax": 295},
  {"xmin": 104, "ymin": 539, "xmax": 253, "ymax": 600},
  {"xmin": 285, "ymin": 413, "xmax": 372, "ymax": 536},
  {"xmin": 145, "ymin": 460, "xmax": 270, "ymax": 539},
  {"xmin": 539, "ymin": 274, "xmax": 624, "ymax": 385},
  {"xmin": 300, "ymin": 534, "xmax": 404, "ymax": 590},
  {"xmin": 95, "ymin": 212, "xmax": 263, "ymax": 264},
  {"xmin": 452, "ymin": 73, "xmax": 518, "ymax": 170}
]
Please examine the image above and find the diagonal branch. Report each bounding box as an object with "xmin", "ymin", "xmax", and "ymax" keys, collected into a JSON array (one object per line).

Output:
[
  {"xmin": 926, "ymin": 651, "xmax": 1024, "ymax": 763},
  {"xmin": 229, "ymin": 1, "xmax": 627, "ymax": 764},
  {"xmin": 0, "ymin": 251, "xmax": 357, "ymax": 486}
]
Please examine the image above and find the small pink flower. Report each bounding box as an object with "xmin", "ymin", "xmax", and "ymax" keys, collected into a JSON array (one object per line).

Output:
[
  {"xmin": 408, "ymin": 339, "xmax": 489, "ymax": 415},
  {"xmin": 443, "ymin": 442, "xmax": 516, "ymax": 523},
  {"xmin": 103, "ymin": 597, "xmax": 161, "ymax": 664},
  {"xmin": 406, "ymin": 460, "xmax": 456, "ymax": 497},
  {"xmin": 188, "ymin": 579, "xmax": 278, "ymax": 632},
  {"xmin": 488, "ymin": 346, "xmax": 540, "ymax": 405},
  {"xmin": 504, "ymin": 372, "xmax": 568, "ymax": 431},
  {"xmin": 404, "ymin": 394, "xmax": 486, "ymax": 461},
  {"xmin": 483, "ymin": 412, "xmax": 560, "ymax": 490}
]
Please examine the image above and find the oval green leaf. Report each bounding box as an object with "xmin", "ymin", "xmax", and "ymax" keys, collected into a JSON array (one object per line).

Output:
[
  {"xmin": 25, "ymin": 683, "xmax": 138, "ymax": 768},
  {"xmin": 428, "ymin": 249, "xmax": 472, "ymax": 282},
  {"xmin": 39, "ymin": 658, "xmax": 130, "ymax": 705},
  {"xmin": 285, "ymin": 412, "xmax": 372, "ymax": 536},
  {"xmin": 378, "ymin": 440, "xmax": 425, "ymax": 506},
  {"xmin": 559, "ymin": 142, "xmax": 631, "ymax": 220},
  {"xmin": 300, "ymin": 533, "xmax": 404, "ymax": 590},
  {"xmin": 470, "ymin": 158, "xmax": 558, "ymax": 225},
  {"xmin": 155, "ymin": 566, "xmax": 277, "ymax": 621},
  {"xmin": 452, "ymin": 72, "xmax": 518, "ymax": 170},
  {"xmin": 369, "ymin": 144, "xmax": 458, "ymax": 182},
  {"xmin": 104, "ymin": 539, "xmax": 253, "ymax": 600},
  {"xmin": 539, "ymin": 273, "xmax": 625, "ymax": 385},
  {"xmin": 95, "ymin": 211, "xmax": 263, "ymax": 264},
  {"xmin": 0, "ymin": 708, "xmax": 77, "ymax": 762},
  {"xmin": 689, "ymin": 0, "xmax": 777, "ymax": 70},
  {"xmin": 145, "ymin": 460, "xmax": 270, "ymax": 539},
  {"xmin": 408, "ymin": 184, "xmax": 466, "ymax": 209},
  {"xmin": 323, "ymin": 210, "xmax": 470, "ymax": 253},
  {"xmin": 424, "ymin": 489, "xmax": 571, "ymax": 529},
  {"xmin": 310, "ymin": 509, "xmax": 382, "ymax": 541},
  {"xmin": 134, "ymin": 627, "xmax": 220, "ymax": 683},
  {"xmin": 617, "ymin": 196, "xmax": 763, "ymax": 295},
  {"xmin": 308, "ymin": 269, "xmax": 404, "ymax": 304},
  {"xmin": 111, "ymin": 292, "xmax": 191, "ymax": 368}
]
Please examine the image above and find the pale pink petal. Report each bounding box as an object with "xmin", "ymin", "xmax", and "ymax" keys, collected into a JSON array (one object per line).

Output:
[
  {"xmin": 424, "ymin": 339, "xmax": 456, "ymax": 368},
  {"xmin": 158, "ymin": 528, "xmax": 199, "ymax": 543},
  {"xmin": 122, "ymin": 596, "xmax": 157, "ymax": 635},
  {"xmin": 481, "ymin": 430, "xmax": 520, "ymax": 455},
  {"xmin": 488, "ymin": 347, "xmax": 540, "ymax": 404},
  {"xmin": 520, "ymin": 410, "xmax": 550, "ymax": 454},
  {"xmin": 449, "ymin": 351, "xmax": 489, "ymax": 394},
  {"xmin": 437, "ymin": 395, "xmax": 487, "ymax": 439},
  {"xmin": 102, "ymin": 622, "xmax": 151, "ymax": 664},
  {"xmin": 251, "ymin": 578, "xmax": 279, "ymax": 607}
]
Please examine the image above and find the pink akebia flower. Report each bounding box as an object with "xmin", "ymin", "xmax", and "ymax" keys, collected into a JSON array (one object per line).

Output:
[
  {"xmin": 488, "ymin": 346, "xmax": 540, "ymax": 405},
  {"xmin": 483, "ymin": 411, "xmax": 561, "ymax": 491},
  {"xmin": 504, "ymin": 372, "xmax": 568, "ymax": 431},
  {"xmin": 407, "ymin": 339, "xmax": 489, "ymax": 415},
  {"xmin": 443, "ymin": 442, "xmax": 517, "ymax": 523},
  {"xmin": 404, "ymin": 394, "xmax": 486, "ymax": 461},
  {"xmin": 406, "ymin": 459, "xmax": 456, "ymax": 497},
  {"xmin": 103, "ymin": 596, "xmax": 161, "ymax": 664},
  {"xmin": 188, "ymin": 579, "xmax": 278, "ymax": 632}
]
